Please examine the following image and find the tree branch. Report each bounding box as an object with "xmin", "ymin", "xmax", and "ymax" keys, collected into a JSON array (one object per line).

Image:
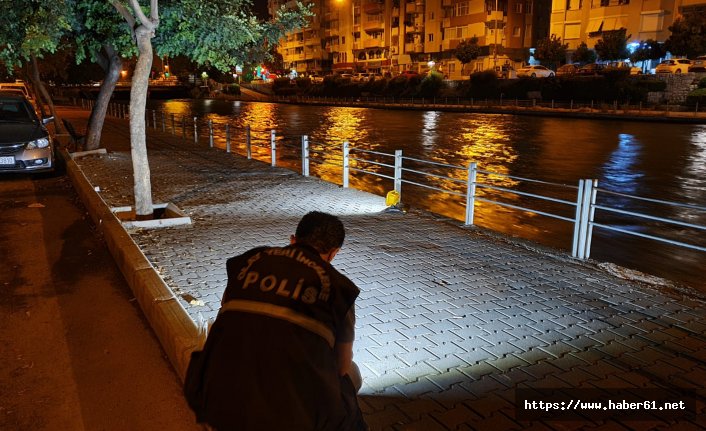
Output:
[
  {"xmin": 127, "ymin": 0, "xmax": 157, "ymax": 31},
  {"xmin": 111, "ymin": 0, "xmax": 136, "ymax": 28}
]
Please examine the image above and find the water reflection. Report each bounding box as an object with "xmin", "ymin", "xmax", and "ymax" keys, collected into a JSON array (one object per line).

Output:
[{"xmin": 421, "ymin": 111, "xmax": 439, "ymax": 150}]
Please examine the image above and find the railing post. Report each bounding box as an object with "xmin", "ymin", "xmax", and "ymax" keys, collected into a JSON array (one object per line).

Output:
[
  {"xmin": 225, "ymin": 124, "xmax": 231, "ymax": 153},
  {"xmin": 394, "ymin": 149, "xmax": 402, "ymax": 197},
  {"xmin": 246, "ymin": 125, "xmax": 252, "ymax": 159},
  {"xmin": 342, "ymin": 141, "xmax": 350, "ymax": 188},
  {"xmin": 193, "ymin": 116, "xmax": 198, "ymax": 143},
  {"xmin": 571, "ymin": 179, "xmax": 585, "ymax": 258},
  {"xmin": 171, "ymin": 114, "xmax": 175, "ymax": 135},
  {"xmin": 584, "ymin": 179, "xmax": 598, "ymax": 259},
  {"xmin": 161, "ymin": 111, "xmax": 166, "ymax": 132},
  {"xmin": 574, "ymin": 179, "xmax": 595, "ymax": 259},
  {"xmin": 270, "ymin": 129, "xmax": 276, "ymax": 167},
  {"xmin": 302, "ymin": 135, "xmax": 309, "ymax": 176},
  {"xmin": 152, "ymin": 110, "xmax": 157, "ymax": 129},
  {"xmin": 182, "ymin": 116, "xmax": 186, "ymax": 139},
  {"xmin": 208, "ymin": 120, "xmax": 214, "ymax": 148},
  {"xmin": 464, "ymin": 162, "xmax": 477, "ymax": 225}
]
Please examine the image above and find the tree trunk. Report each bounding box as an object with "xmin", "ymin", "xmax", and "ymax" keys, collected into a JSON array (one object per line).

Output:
[
  {"xmin": 130, "ymin": 25, "xmax": 155, "ymax": 220},
  {"xmin": 85, "ymin": 46, "xmax": 122, "ymax": 151},
  {"xmin": 30, "ymin": 55, "xmax": 63, "ymax": 134}
]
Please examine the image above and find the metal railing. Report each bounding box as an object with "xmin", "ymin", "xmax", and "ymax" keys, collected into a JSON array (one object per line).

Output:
[{"xmin": 82, "ymin": 100, "xmax": 706, "ymax": 262}]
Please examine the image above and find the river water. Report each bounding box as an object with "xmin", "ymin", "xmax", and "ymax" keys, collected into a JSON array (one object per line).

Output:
[{"xmin": 146, "ymin": 99, "xmax": 706, "ymax": 289}]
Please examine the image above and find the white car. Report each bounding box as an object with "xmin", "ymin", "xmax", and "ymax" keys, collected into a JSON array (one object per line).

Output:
[
  {"xmin": 655, "ymin": 58, "xmax": 692, "ymax": 74},
  {"xmin": 516, "ymin": 65, "xmax": 555, "ymax": 78}
]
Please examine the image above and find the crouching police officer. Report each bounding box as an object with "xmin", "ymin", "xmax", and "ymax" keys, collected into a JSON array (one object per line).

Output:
[{"xmin": 195, "ymin": 211, "xmax": 367, "ymax": 431}]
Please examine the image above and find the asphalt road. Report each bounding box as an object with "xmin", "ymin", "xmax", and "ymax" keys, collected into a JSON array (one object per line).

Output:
[{"xmin": 0, "ymin": 171, "xmax": 200, "ymax": 431}]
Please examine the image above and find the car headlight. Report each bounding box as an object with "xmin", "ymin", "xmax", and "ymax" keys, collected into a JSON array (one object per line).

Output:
[{"xmin": 27, "ymin": 137, "xmax": 50, "ymax": 149}]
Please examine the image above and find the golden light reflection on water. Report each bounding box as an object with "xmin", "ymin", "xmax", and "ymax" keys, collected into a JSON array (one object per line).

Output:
[
  {"xmin": 310, "ymin": 107, "xmax": 372, "ymax": 184},
  {"xmin": 409, "ymin": 117, "xmax": 551, "ymax": 239}
]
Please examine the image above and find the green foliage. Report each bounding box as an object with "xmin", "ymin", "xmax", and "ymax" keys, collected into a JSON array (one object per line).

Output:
[
  {"xmin": 602, "ymin": 67, "xmax": 630, "ymax": 81},
  {"xmin": 419, "ymin": 71, "xmax": 445, "ymax": 97},
  {"xmin": 467, "ymin": 70, "xmax": 499, "ymax": 98},
  {"xmin": 68, "ymin": 0, "xmax": 135, "ymax": 65},
  {"xmin": 454, "ymin": 37, "xmax": 481, "ymax": 65},
  {"xmin": 699, "ymin": 77, "xmax": 706, "ymax": 89},
  {"xmin": 0, "ymin": 0, "xmax": 71, "ymax": 72},
  {"xmin": 571, "ymin": 42, "xmax": 596, "ymax": 65},
  {"xmin": 685, "ymin": 88, "xmax": 706, "ymax": 107},
  {"xmin": 534, "ymin": 35, "xmax": 568, "ymax": 70},
  {"xmin": 595, "ymin": 29, "xmax": 630, "ymax": 62},
  {"xmin": 665, "ymin": 11, "xmax": 706, "ymax": 58},
  {"xmin": 157, "ymin": 0, "xmax": 313, "ymax": 72}
]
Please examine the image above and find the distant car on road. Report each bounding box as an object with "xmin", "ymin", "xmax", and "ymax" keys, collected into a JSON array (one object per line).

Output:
[
  {"xmin": 688, "ymin": 56, "xmax": 706, "ymax": 73},
  {"xmin": 516, "ymin": 65, "xmax": 555, "ymax": 78},
  {"xmin": 655, "ymin": 58, "xmax": 691, "ymax": 74},
  {"xmin": 0, "ymin": 91, "xmax": 55, "ymax": 173},
  {"xmin": 353, "ymin": 73, "xmax": 371, "ymax": 82}
]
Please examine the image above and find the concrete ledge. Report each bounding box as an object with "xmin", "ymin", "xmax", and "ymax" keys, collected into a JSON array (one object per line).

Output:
[
  {"xmin": 70, "ymin": 148, "xmax": 108, "ymax": 159},
  {"xmin": 62, "ymin": 148, "xmax": 199, "ymax": 380},
  {"xmin": 112, "ymin": 202, "xmax": 192, "ymax": 229}
]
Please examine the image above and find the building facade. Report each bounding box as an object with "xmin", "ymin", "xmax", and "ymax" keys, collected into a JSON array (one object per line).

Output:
[
  {"xmin": 549, "ymin": 0, "xmax": 706, "ymax": 51},
  {"xmin": 267, "ymin": 0, "xmax": 548, "ymax": 79}
]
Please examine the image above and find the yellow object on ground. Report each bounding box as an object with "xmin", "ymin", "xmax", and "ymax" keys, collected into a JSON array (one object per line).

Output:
[{"xmin": 385, "ymin": 190, "xmax": 400, "ymax": 207}]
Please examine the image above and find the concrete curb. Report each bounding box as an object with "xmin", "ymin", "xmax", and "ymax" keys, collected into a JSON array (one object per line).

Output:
[{"xmin": 62, "ymin": 148, "xmax": 199, "ymax": 381}]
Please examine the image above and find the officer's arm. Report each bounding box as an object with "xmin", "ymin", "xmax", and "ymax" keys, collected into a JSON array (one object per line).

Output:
[{"xmin": 335, "ymin": 305, "xmax": 356, "ymax": 376}]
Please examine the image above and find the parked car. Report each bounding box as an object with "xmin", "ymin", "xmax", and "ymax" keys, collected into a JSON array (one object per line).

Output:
[
  {"xmin": 516, "ymin": 65, "xmax": 555, "ymax": 78},
  {"xmin": 576, "ymin": 63, "xmax": 605, "ymax": 76},
  {"xmin": 603, "ymin": 61, "xmax": 643, "ymax": 75},
  {"xmin": 308, "ymin": 73, "xmax": 324, "ymax": 83},
  {"xmin": 399, "ymin": 70, "xmax": 420, "ymax": 79},
  {"xmin": 689, "ymin": 56, "xmax": 706, "ymax": 73},
  {"xmin": 0, "ymin": 81, "xmax": 32, "ymax": 100},
  {"xmin": 353, "ymin": 72, "xmax": 371, "ymax": 82},
  {"xmin": 655, "ymin": 58, "xmax": 692, "ymax": 74},
  {"xmin": 0, "ymin": 91, "xmax": 55, "ymax": 173},
  {"xmin": 556, "ymin": 63, "xmax": 579, "ymax": 76}
]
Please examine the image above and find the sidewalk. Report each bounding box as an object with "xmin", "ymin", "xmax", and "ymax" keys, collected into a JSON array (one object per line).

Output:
[{"xmin": 59, "ymin": 106, "xmax": 706, "ymax": 430}]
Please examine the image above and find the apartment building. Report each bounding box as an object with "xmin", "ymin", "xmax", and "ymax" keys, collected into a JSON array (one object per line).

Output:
[
  {"xmin": 268, "ymin": 0, "xmax": 546, "ymax": 79},
  {"xmin": 549, "ymin": 0, "xmax": 706, "ymax": 51}
]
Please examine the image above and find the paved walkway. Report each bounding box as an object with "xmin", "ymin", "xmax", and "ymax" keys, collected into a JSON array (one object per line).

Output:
[{"xmin": 60, "ymin": 106, "xmax": 706, "ymax": 430}]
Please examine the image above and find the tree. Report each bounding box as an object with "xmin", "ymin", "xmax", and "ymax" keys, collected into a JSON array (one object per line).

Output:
[
  {"xmin": 533, "ymin": 35, "xmax": 567, "ymax": 70},
  {"xmin": 630, "ymin": 39, "xmax": 665, "ymax": 71},
  {"xmin": 594, "ymin": 29, "xmax": 630, "ymax": 63},
  {"xmin": 571, "ymin": 42, "xmax": 596, "ymax": 65},
  {"xmin": 69, "ymin": 0, "xmax": 136, "ymax": 150},
  {"xmin": 664, "ymin": 11, "xmax": 706, "ymax": 58},
  {"xmin": 110, "ymin": 0, "xmax": 312, "ymax": 219},
  {"xmin": 454, "ymin": 37, "xmax": 481, "ymax": 67},
  {"xmin": 0, "ymin": 0, "xmax": 71, "ymax": 129}
]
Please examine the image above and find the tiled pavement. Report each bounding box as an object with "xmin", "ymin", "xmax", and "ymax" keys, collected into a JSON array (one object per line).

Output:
[{"xmin": 61, "ymin": 107, "xmax": 706, "ymax": 430}]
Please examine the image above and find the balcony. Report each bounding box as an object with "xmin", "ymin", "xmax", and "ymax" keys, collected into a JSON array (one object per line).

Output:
[
  {"xmin": 363, "ymin": 1, "xmax": 384, "ymax": 14},
  {"xmin": 364, "ymin": 38, "xmax": 383, "ymax": 48},
  {"xmin": 442, "ymin": 39, "xmax": 461, "ymax": 50},
  {"xmin": 404, "ymin": 42, "xmax": 424, "ymax": 52},
  {"xmin": 405, "ymin": 2, "xmax": 418, "ymax": 13},
  {"xmin": 363, "ymin": 19, "xmax": 385, "ymax": 31}
]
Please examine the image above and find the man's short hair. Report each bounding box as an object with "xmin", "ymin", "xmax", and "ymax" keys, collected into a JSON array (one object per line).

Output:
[{"xmin": 295, "ymin": 211, "xmax": 345, "ymax": 254}]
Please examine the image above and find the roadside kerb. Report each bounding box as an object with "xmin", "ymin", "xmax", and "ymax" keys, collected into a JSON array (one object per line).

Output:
[{"xmin": 62, "ymin": 148, "xmax": 199, "ymax": 380}]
